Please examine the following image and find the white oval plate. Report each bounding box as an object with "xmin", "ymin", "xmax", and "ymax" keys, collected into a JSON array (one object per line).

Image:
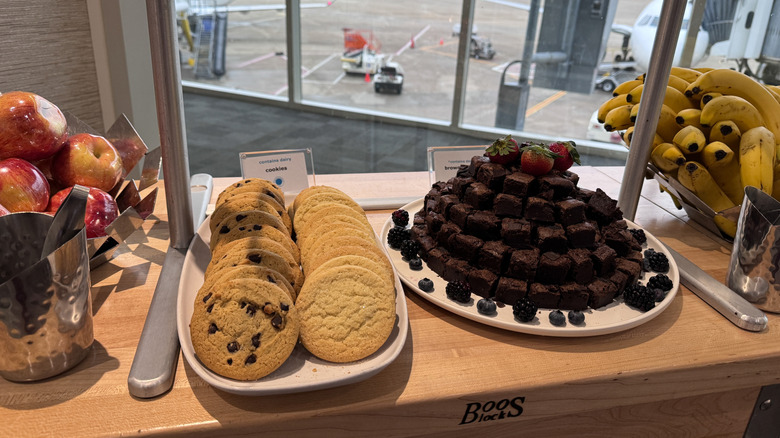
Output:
[
  {"xmin": 177, "ymin": 219, "xmax": 409, "ymax": 395},
  {"xmin": 382, "ymin": 198, "xmax": 679, "ymax": 337}
]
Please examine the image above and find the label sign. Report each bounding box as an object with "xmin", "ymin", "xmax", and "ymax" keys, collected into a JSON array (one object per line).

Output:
[
  {"xmin": 428, "ymin": 146, "xmax": 485, "ymax": 184},
  {"xmin": 458, "ymin": 396, "xmax": 525, "ymax": 425},
  {"xmin": 240, "ymin": 149, "xmax": 311, "ymax": 195}
]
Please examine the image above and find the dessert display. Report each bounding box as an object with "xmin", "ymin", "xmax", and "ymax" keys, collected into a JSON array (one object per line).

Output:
[
  {"xmin": 384, "ymin": 137, "xmax": 678, "ymax": 332},
  {"xmin": 189, "ymin": 180, "xmax": 399, "ymax": 381},
  {"xmin": 597, "ymin": 67, "xmax": 780, "ymax": 239}
]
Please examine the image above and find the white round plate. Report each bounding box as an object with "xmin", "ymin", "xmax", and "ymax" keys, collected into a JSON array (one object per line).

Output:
[
  {"xmin": 176, "ymin": 219, "xmax": 409, "ymax": 395},
  {"xmin": 382, "ymin": 198, "xmax": 679, "ymax": 337}
]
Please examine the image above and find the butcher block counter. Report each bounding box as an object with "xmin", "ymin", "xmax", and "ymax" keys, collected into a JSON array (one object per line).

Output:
[{"xmin": 1, "ymin": 167, "xmax": 778, "ymax": 437}]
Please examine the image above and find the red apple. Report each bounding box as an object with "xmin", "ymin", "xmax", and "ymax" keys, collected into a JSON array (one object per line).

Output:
[
  {"xmin": 0, "ymin": 158, "xmax": 51, "ymax": 212},
  {"xmin": 47, "ymin": 186, "xmax": 119, "ymax": 238},
  {"xmin": 0, "ymin": 91, "xmax": 68, "ymax": 161},
  {"xmin": 51, "ymin": 133, "xmax": 123, "ymax": 193}
]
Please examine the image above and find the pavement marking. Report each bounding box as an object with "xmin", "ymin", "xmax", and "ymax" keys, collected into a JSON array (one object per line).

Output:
[
  {"xmin": 274, "ymin": 52, "xmax": 341, "ymax": 95},
  {"xmin": 332, "ymin": 71, "xmax": 346, "ymax": 85},
  {"xmin": 236, "ymin": 52, "xmax": 278, "ymax": 69},
  {"xmin": 526, "ymin": 90, "xmax": 567, "ymax": 117},
  {"xmin": 395, "ymin": 25, "xmax": 431, "ymax": 56}
]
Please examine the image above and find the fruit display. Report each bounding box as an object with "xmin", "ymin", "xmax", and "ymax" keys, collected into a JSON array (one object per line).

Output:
[
  {"xmin": 597, "ymin": 67, "xmax": 780, "ymax": 239},
  {"xmin": 0, "ymin": 91, "xmax": 157, "ymax": 264}
]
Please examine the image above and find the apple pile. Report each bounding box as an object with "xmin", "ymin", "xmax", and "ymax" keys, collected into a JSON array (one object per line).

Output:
[{"xmin": 0, "ymin": 91, "xmax": 120, "ymax": 238}]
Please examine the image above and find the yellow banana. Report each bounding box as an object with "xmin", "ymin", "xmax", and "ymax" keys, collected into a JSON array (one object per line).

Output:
[
  {"xmin": 766, "ymin": 86, "xmax": 780, "ymax": 105},
  {"xmin": 614, "ymin": 79, "xmax": 644, "ymax": 96},
  {"xmin": 693, "ymin": 67, "xmax": 714, "ymax": 73},
  {"xmin": 675, "ymin": 108, "xmax": 709, "ymax": 135},
  {"xmin": 670, "ymin": 67, "xmax": 702, "ymax": 83},
  {"xmin": 629, "ymin": 102, "xmax": 641, "ymax": 123},
  {"xmin": 667, "ymin": 74, "xmax": 690, "ymax": 94},
  {"xmin": 656, "ymin": 104, "xmax": 681, "ymax": 143},
  {"xmin": 622, "ymin": 125, "xmax": 664, "ymax": 148},
  {"xmin": 772, "ymin": 163, "xmax": 780, "ymax": 201},
  {"xmin": 626, "ymin": 84, "xmax": 694, "ymax": 113},
  {"xmin": 699, "ymin": 95, "xmax": 765, "ymax": 134},
  {"xmin": 673, "ymin": 125, "xmax": 707, "ymax": 154},
  {"xmin": 598, "ymin": 94, "xmax": 630, "ymax": 123},
  {"xmin": 676, "ymin": 161, "xmax": 738, "ymax": 238},
  {"xmin": 739, "ymin": 126, "xmax": 776, "ymax": 195},
  {"xmin": 685, "ymin": 69, "xmax": 780, "ymax": 142},
  {"xmin": 709, "ymin": 120, "xmax": 741, "ymax": 151},
  {"xmin": 702, "ymin": 141, "xmax": 743, "ymax": 204},
  {"xmin": 659, "ymin": 183, "xmax": 684, "ymax": 209},
  {"xmin": 650, "ymin": 142, "xmax": 685, "ymax": 173},
  {"xmin": 699, "ymin": 92, "xmax": 722, "ymax": 109},
  {"xmin": 603, "ymin": 104, "xmax": 633, "ymax": 131}
]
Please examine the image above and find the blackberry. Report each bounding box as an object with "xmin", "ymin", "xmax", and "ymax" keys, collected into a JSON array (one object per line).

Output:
[
  {"xmin": 652, "ymin": 287, "xmax": 666, "ymax": 302},
  {"xmin": 392, "ymin": 209, "xmax": 410, "ymax": 227},
  {"xmin": 643, "ymin": 249, "xmax": 669, "ymax": 273},
  {"xmin": 418, "ymin": 278, "xmax": 434, "ymax": 292},
  {"xmin": 647, "ymin": 273, "xmax": 673, "ymax": 292},
  {"xmin": 629, "ymin": 228, "xmax": 647, "ymax": 245},
  {"xmin": 446, "ymin": 280, "xmax": 472, "ymax": 304},
  {"xmin": 512, "ymin": 297, "xmax": 538, "ymax": 322},
  {"xmin": 624, "ymin": 283, "xmax": 656, "ymax": 312},
  {"xmin": 387, "ymin": 226, "xmax": 410, "ymax": 249},
  {"xmin": 409, "ymin": 258, "xmax": 423, "ymax": 271},
  {"xmin": 549, "ymin": 310, "xmax": 566, "ymax": 326},
  {"xmin": 400, "ymin": 240, "xmax": 420, "ymax": 260},
  {"xmin": 568, "ymin": 310, "xmax": 585, "ymax": 325},
  {"xmin": 477, "ymin": 298, "xmax": 497, "ymax": 315}
]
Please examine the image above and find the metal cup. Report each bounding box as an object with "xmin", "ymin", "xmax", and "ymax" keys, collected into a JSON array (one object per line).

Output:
[
  {"xmin": 727, "ymin": 186, "xmax": 780, "ymax": 313},
  {"xmin": 0, "ymin": 212, "xmax": 93, "ymax": 381}
]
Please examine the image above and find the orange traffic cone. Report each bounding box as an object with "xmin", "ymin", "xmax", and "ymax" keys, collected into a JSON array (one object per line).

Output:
[
  {"xmin": 365, "ymin": 72, "xmax": 371, "ymax": 82},
  {"xmin": 410, "ymin": 35, "xmax": 415, "ymax": 49},
  {"xmin": 439, "ymin": 38, "xmax": 444, "ymax": 45}
]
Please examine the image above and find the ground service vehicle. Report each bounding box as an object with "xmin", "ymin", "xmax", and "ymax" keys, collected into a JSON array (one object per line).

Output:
[{"xmin": 374, "ymin": 63, "xmax": 404, "ymax": 94}]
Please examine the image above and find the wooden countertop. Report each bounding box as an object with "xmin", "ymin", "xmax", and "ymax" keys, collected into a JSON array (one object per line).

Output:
[{"xmin": 1, "ymin": 167, "xmax": 778, "ymax": 437}]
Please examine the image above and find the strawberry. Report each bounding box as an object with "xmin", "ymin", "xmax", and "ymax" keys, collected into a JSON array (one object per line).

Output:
[
  {"xmin": 548, "ymin": 141, "xmax": 580, "ymax": 171},
  {"xmin": 520, "ymin": 145, "xmax": 560, "ymax": 176},
  {"xmin": 485, "ymin": 135, "xmax": 520, "ymax": 165}
]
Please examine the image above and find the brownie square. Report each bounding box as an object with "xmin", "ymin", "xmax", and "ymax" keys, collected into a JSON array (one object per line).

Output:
[
  {"xmin": 566, "ymin": 222, "xmax": 597, "ymax": 249},
  {"xmin": 467, "ymin": 269, "xmax": 498, "ymax": 298},
  {"xmin": 424, "ymin": 211, "xmax": 445, "ymax": 236},
  {"xmin": 442, "ymin": 257, "xmax": 470, "ymax": 282},
  {"xmin": 588, "ymin": 278, "xmax": 618, "ymax": 309},
  {"xmin": 466, "ymin": 155, "xmax": 490, "ymax": 177},
  {"xmin": 536, "ymin": 252, "xmax": 571, "ymax": 285},
  {"xmin": 561, "ymin": 170, "xmax": 580, "ymax": 187},
  {"xmin": 587, "ymin": 188, "xmax": 619, "ymax": 224},
  {"xmin": 615, "ymin": 257, "xmax": 642, "ymax": 283},
  {"xmin": 427, "ymin": 248, "xmax": 451, "ymax": 274},
  {"xmin": 451, "ymin": 177, "xmax": 475, "ymax": 198},
  {"xmin": 449, "ymin": 203, "xmax": 473, "ymax": 229},
  {"xmin": 503, "ymin": 172, "xmax": 537, "ymax": 197},
  {"xmin": 603, "ymin": 228, "xmax": 635, "ymax": 256},
  {"xmin": 557, "ymin": 198, "xmax": 587, "ymax": 226},
  {"xmin": 467, "ymin": 210, "xmax": 502, "ymax": 240},
  {"xmin": 410, "ymin": 224, "xmax": 427, "ymax": 242},
  {"xmin": 537, "ymin": 224, "xmax": 568, "ymax": 254},
  {"xmin": 456, "ymin": 164, "xmax": 470, "ymax": 178},
  {"xmin": 559, "ymin": 283, "xmax": 589, "ymax": 310},
  {"xmin": 436, "ymin": 223, "xmax": 461, "ymax": 246},
  {"xmin": 495, "ymin": 277, "xmax": 528, "ymax": 305},
  {"xmin": 528, "ymin": 283, "xmax": 560, "ymax": 309},
  {"xmin": 625, "ymin": 250, "xmax": 643, "ymax": 266},
  {"xmin": 539, "ymin": 174, "xmax": 575, "ymax": 199},
  {"xmin": 477, "ymin": 162, "xmax": 509, "ymax": 191},
  {"xmin": 591, "ymin": 244, "xmax": 617, "ymax": 276},
  {"xmin": 416, "ymin": 235, "xmax": 437, "ymax": 258},
  {"xmin": 463, "ymin": 182, "xmax": 495, "ymax": 210},
  {"xmin": 493, "ymin": 193, "xmax": 524, "ymax": 218},
  {"xmin": 479, "ymin": 240, "xmax": 511, "ymax": 273},
  {"xmin": 506, "ymin": 248, "xmax": 539, "ymax": 281},
  {"xmin": 501, "ymin": 217, "xmax": 533, "ymax": 249},
  {"xmin": 608, "ymin": 270, "xmax": 630, "ymax": 295},
  {"xmin": 576, "ymin": 188, "xmax": 595, "ymax": 203},
  {"xmin": 525, "ymin": 197, "xmax": 555, "ymax": 222},
  {"xmin": 448, "ymin": 233, "xmax": 484, "ymax": 263},
  {"xmin": 413, "ymin": 211, "xmax": 425, "ymax": 226},
  {"xmin": 434, "ymin": 194, "xmax": 459, "ymax": 216},
  {"xmin": 568, "ymin": 248, "xmax": 594, "ymax": 284}
]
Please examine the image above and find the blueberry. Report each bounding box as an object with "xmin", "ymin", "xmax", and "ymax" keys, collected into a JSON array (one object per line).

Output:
[
  {"xmin": 477, "ymin": 298, "xmax": 497, "ymax": 315},
  {"xmin": 652, "ymin": 287, "xmax": 666, "ymax": 302},
  {"xmin": 549, "ymin": 310, "xmax": 566, "ymax": 326},
  {"xmin": 409, "ymin": 258, "xmax": 423, "ymax": 271},
  {"xmin": 568, "ymin": 310, "xmax": 585, "ymax": 325},
  {"xmin": 418, "ymin": 278, "xmax": 434, "ymax": 292}
]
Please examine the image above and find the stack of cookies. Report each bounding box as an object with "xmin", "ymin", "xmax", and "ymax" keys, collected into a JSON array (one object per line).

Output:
[
  {"xmin": 292, "ymin": 186, "xmax": 396, "ymax": 363},
  {"xmin": 191, "ymin": 178, "xmax": 301, "ymax": 381}
]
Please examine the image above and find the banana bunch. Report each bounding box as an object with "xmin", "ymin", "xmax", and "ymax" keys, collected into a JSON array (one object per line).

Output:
[{"xmin": 596, "ymin": 67, "xmax": 780, "ymax": 239}]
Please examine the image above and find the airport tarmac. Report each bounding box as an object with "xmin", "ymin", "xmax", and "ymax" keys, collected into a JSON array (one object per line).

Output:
[{"xmin": 180, "ymin": 0, "xmax": 735, "ymax": 143}]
